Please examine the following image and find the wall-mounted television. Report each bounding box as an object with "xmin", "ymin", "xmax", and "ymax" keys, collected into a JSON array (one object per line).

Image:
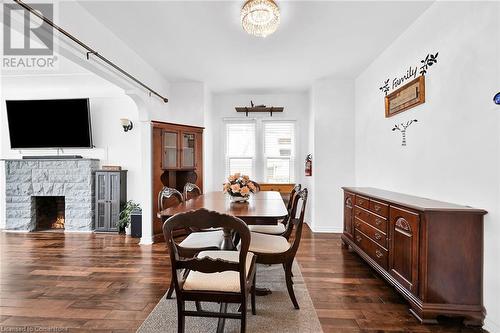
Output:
[{"xmin": 6, "ymin": 98, "xmax": 93, "ymax": 149}]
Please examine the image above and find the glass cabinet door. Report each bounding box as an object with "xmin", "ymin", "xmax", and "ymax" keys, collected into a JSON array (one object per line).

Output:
[
  {"xmin": 181, "ymin": 132, "xmax": 195, "ymax": 168},
  {"xmin": 163, "ymin": 131, "xmax": 178, "ymax": 169},
  {"xmin": 108, "ymin": 173, "xmax": 120, "ymax": 230},
  {"xmin": 96, "ymin": 173, "xmax": 107, "ymax": 230}
]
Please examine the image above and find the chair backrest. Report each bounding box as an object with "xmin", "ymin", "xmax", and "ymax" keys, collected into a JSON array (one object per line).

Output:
[
  {"xmin": 251, "ymin": 181, "xmax": 261, "ymax": 192},
  {"xmin": 183, "ymin": 182, "xmax": 202, "ymax": 201},
  {"xmin": 158, "ymin": 187, "xmax": 184, "ymax": 212},
  {"xmin": 283, "ymin": 189, "xmax": 308, "ymax": 254},
  {"xmin": 163, "ymin": 209, "xmax": 251, "ymax": 295},
  {"xmin": 287, "ymin": 184, "xmax": 302, "ymax": 212}
]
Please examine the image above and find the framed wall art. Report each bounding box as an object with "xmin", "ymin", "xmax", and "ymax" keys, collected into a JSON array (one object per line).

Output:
[{"xmin": 385, "ymin": 76, "xmax": 425, "ymax": 118}]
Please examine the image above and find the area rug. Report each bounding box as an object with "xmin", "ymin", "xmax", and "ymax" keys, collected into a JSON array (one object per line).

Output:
[{"xmin": 137, "ymin": 262, "xmax": 323, "ymax": 332}]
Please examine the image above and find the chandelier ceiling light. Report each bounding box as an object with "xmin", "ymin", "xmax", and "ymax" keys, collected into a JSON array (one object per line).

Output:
[{"xmin": 241, "ymin": 0, "xmax": 280, "ymax": 38}]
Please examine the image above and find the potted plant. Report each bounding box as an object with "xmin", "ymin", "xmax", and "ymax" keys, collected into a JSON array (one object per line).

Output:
[
  {"xmin": 223, "ymin": 173, "xmax": 257, "ymax": 203},
  {"xmin": 118, "ymin": 200, "xmax": 141, "ymax": 234}
]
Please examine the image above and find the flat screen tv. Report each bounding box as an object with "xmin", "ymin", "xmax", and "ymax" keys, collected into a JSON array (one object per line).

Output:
[{"xmin": 6, "ymin": 98, "xmax": 93, "ymax": 149}]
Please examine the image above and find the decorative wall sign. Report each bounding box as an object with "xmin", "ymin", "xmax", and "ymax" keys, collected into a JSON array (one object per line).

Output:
[
  {"xmin": 494, "ymin": 92, "xmax": 500, "ymax": 105},
  {"xmin": 385, "ymin": 76, "xmax": 425, "ymax": 118},
  {"xmin": 392, "ymin": 119, "xmax": 418, "ymax": 146},
  {"xmin": 379, "ymin": 51, "xmax": 439, "ymax": 96}
]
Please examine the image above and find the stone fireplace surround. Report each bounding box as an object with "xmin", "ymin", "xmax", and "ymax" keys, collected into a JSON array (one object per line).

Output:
[{"xmin": 5, "ymin": 159, "xmax": 99, "ymax": 231}]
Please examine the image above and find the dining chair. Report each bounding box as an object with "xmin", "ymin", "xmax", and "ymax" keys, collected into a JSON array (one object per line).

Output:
[
  {"xmin": 248, "ymin": 184, "xmax": 301, "ymax": 236},
  {"xmin": 183, "ymin": 182, "xmax": 201, "ymax": 201},
  {"xmin": 163, "ymin": 209, "xmax": 257, "ymax": 333},
  {"xmin": 246, "ymin": 188, "xmax": 308, "ymax": 309},
  {"xmin": 159, "ymin": 187, "xmax": 224, "ymax": 299},
  {"xmin": 251, "ymin": 181, "xmax": 261, "ymax": 192}
]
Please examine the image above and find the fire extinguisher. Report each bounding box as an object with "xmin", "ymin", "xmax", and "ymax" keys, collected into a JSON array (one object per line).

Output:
[{"xmin": 305, "ymin": 154, "xmax": 312, "ymax": 177}]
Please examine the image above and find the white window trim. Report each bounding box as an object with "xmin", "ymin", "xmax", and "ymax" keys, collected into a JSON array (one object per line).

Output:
[{"xmin": 223, "ymin": 117, "xmax": 298, "ymax": 184}]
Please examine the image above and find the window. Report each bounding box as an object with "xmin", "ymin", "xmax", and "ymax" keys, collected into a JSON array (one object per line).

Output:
[
  {"xmin": 225, "ymin": 122, "xmax": 256, "ymax": 178},
  {"xmin": 264, "ymin": 122, "xmax": 295, "ymax": 183},
  {"xmin": 225, "ymin": 120, "xmax": 296, "ymax": 183}
]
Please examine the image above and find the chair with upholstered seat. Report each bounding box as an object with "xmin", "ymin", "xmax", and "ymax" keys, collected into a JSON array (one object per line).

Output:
[
  {"xmin": 249, "ymin": 184, "xmax": 301, "ymax": 236},
  {"xmin": 159, "ymin": 187, "xmax": 224, "ymax": 299},
  {"xmin": 163, "ymin": 209, "xmax": 257, "ymax": 333},
  {"xmin": 247, "ymin": 188, "xmax": 308, "ymax": 309}
]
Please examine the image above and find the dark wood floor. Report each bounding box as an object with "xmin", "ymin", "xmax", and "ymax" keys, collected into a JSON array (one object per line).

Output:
[{"xmin": 0, "ymin": 227, "xmax": 485, "ymax": 332}]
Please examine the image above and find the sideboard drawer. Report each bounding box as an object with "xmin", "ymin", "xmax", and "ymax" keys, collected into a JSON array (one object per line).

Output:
[
  {"xmin": 354, "ymin": 230, "xmax": 388, "ymax": 270},
  {"xmin": 369, "ymin": 199, "xmax": 389, "ymax": 218},
  {"xmin": 356, "ymin": 220, "xmax": 387, "ymax": 249},
  {"xmin": 354, "ymin": 207, "xmax": 370, "ymax": 223},
  {"xmin": 355, "ymin": 195, "xmax": 370, "ymax": 209},
  {"xmin": 369, "ymin": 214, "xmax": 388, "ymax": 234}
]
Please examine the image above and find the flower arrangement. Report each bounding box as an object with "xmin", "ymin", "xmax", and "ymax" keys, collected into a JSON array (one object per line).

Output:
[{"xmin": 223, "ymin": 173, "xmax": 257, "ymax": 202}]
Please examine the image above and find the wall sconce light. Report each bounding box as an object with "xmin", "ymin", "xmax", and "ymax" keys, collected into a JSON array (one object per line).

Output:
[
  {"xmin": 494, "ymin": 92, "xmax": 500, "ymax": 105},
  {"xmin": 120, "ymin": 118, "xmax": 133, "ymax": 132}
]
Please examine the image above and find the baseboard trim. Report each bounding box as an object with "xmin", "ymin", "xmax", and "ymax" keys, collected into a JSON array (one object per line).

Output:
[
  {"xmin": 484, "ymin": 317, "xmax": 500, "ymax": 332},
  {"xmin": 307, "ymin": 223, "xmax": 342, "ymax": 233}
]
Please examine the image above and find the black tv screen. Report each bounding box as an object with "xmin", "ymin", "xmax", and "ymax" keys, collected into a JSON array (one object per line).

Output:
[{"xmin": 6, "ymin": 99, "xmax": 93, "ymax": 149}]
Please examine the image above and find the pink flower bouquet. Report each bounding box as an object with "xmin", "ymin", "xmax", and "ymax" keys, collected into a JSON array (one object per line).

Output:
[{"xmin": 223, "ymin": 173, "xmax": 257, "ymax": 202}]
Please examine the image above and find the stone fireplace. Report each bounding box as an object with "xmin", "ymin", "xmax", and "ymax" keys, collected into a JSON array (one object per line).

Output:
[{"xmin": 5, "ymin": 159, "xmax": 99, "ymax": 231}]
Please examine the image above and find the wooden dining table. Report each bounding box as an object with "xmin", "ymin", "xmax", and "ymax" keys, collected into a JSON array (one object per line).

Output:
[{"xmin": 158, "ymin": 191, "xmax": 288, "ymax": 250}]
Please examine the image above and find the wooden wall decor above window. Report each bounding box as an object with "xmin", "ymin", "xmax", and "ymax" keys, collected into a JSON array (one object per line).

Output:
[
  {"xmin": 235, "ymin": 105, "xmax": 284, "ymax": 117},
  {"xmin": 385, "ymin": 76, "xmax": 425, "ymax": 118}
]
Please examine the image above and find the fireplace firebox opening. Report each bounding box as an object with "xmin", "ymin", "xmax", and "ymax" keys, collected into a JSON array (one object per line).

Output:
[{"xmin": 34, "ymin": 196, "xmax": 65, "ymax": 230}]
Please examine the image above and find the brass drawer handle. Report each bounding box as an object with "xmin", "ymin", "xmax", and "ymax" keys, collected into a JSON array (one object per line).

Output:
[
  {"xmin": 375, "ymin": 250, "xmax": 383, "ymax": 258},
  {"xmin": 356, "ymin": 235, "xmax": 362, "ymax": 243},
  {"xmin": 355, "ymin": 222, "xmax": 360, "ymax": 228},
  {"xmin": 374, "ymin": 232, "xmax": 382, "ymax": 241},
  {"xmin": 374, "ymin": 205, "xmax": 381, "ymax": 212},
  {"xmin": 375, "ymin": 218, "xmax": 383, "ymax": 226},
  {"xmin": 358, "ymin": 199, "xmax": 364, "ymax": 204},
  {"xmin": 356, "ymin": 211, "xmax": 361, "ymax": 216}
]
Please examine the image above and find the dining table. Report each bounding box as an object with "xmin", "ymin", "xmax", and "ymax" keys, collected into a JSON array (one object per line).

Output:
[{"xmin": 157, "ymin": 190, "xmax": 289, "ymax": 250}]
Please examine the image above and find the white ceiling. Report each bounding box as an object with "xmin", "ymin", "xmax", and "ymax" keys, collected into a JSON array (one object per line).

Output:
[{"xmin": 79, "ymin": 1, "xmax": 433, "ymax": 93}]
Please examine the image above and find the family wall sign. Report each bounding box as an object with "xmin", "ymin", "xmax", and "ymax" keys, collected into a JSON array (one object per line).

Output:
[
  {"xmin": 379, "ymin": 51, "xmax": 439, "ymax": 146},
  {"xmin": 379, "ymin": 52, "xmax": 439, "ymax": 118}
]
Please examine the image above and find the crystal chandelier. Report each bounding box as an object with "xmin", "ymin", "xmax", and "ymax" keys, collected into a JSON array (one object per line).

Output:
[{"xmin": 241, "ymin": 0, "xmax": 280, "ymax": 38}]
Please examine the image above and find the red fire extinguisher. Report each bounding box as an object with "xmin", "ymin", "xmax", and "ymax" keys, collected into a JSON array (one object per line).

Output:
[{"xmin": 305, "ymin": 154, "xmax": 312, "ymax": 177}]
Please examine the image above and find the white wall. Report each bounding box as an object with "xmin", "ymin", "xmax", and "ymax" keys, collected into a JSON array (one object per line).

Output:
[
  {"xmin": 0, "ymin": 74, "xmax": 142, "ymax": 231},
  {"xmin": 207, "ymin": 92, "xmax": 311, "ymax": 193},
  {"xmin": 310, "ymin": 79, "xmax": 355, "ymax": 232},
  {"xmin": 354, "ymin": 2, "xmax": 500, "ymax": 330}
]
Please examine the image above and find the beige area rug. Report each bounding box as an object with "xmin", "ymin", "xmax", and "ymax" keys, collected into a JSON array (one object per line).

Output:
[{"xmin": 138, "ymin": 262, "xmax": 323, "ymax": 332}]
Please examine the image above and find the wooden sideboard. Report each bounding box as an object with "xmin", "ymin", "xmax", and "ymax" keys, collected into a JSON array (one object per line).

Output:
[{"xmin": 341, "ymin": 187, "xmax": 486, "ymax": 326}]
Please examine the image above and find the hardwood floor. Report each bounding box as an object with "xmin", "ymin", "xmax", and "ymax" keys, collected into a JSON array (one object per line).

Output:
[{"xmin": 0, "ymin": 227, "xmax": 485, "ymax": 332}]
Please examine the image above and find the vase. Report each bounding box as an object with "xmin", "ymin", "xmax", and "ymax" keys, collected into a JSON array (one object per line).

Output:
[{"xmin": 230, "ymin": 195, "xmax": 250, "ymax": 203}]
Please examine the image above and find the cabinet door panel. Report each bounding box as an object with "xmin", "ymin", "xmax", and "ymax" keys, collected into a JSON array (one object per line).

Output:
[
  {"xmin": 108, "ymin": 173, "xmax": 120, "ymax": 231},
  {"xmin": 389, "ymin": 206, "xmax": 420, "ymax": 294},
  {"xmin": 163, "ymin": 131, "xmax": 178, "ymax": 169},
  {"xmin": 181, "ymin": 132, "xmax": 196, "ymax": 168},
  {"xmin": 343, "ymin": 193, "xmax": 354, "ymax": 238},
  {"xmin": 95, "ymin": 173, "xmax": 108, "ymax": 231}
]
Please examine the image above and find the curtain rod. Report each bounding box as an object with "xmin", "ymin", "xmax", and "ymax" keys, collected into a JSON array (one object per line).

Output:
[{"xmin": 13, "ymin": 0, "xmax": 169, "ymax": 103}]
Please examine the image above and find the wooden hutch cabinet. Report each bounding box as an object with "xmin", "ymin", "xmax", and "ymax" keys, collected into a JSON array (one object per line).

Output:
[
  {"xmin": 152, "ymin": 121, "xmax": 203, "ymax": 240},
  {"xmin": 342, "ymin": 187, "xmax": 486, "ymax": 326}
]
